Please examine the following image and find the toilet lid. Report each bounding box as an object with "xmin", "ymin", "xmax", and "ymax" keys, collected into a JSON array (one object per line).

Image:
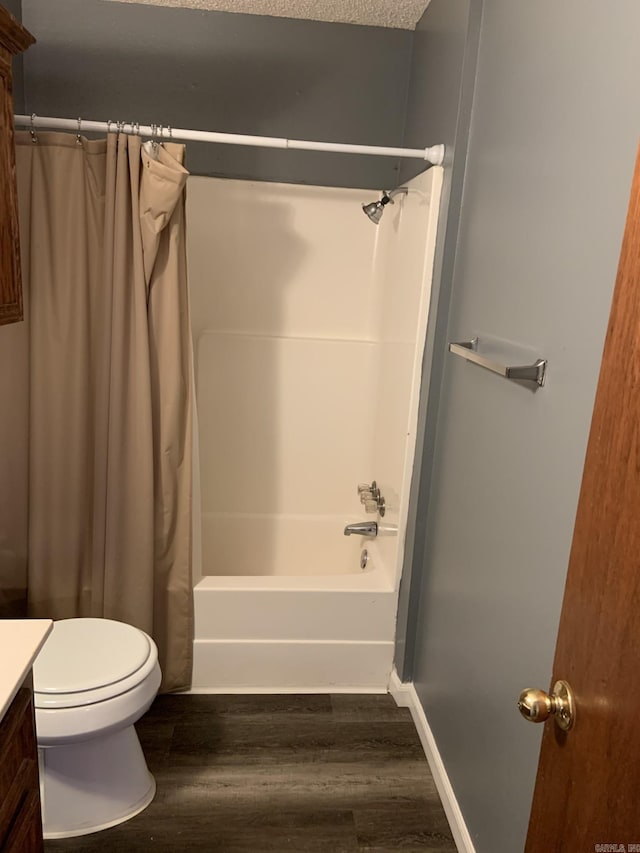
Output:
[{"xmin": 33, "ymin": 618, "xmax": 151, "ymax": 695}]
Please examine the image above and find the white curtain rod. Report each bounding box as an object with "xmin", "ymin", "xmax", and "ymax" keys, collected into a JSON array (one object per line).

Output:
[{"xmin": 14, "ymin": 114, "xmax": 445, "ymax": 165}]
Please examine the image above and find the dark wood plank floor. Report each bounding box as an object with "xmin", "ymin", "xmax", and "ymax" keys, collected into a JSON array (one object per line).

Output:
[{"xmin": 44, "ymin": 694, "xmax": 456, "ymax": 852}]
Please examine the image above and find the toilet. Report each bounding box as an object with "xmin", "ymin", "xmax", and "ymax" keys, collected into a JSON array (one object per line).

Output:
[{"xmin": 32, "ymin": 617, "xmax": 162, "ymax": 839}]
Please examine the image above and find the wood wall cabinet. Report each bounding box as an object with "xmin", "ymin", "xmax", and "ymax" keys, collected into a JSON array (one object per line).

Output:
[
  {"xmin": 0, "ymin": 5, "xmax": 34, "ymax": 326},
  {"xmin": 0, "ymin": 679, "xmax": 43, "ymax": 853}
]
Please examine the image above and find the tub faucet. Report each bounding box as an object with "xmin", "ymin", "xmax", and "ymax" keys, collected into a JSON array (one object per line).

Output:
[{"xmin": 343, "ymin": 521, "xmax": 378, "ymax": 537}]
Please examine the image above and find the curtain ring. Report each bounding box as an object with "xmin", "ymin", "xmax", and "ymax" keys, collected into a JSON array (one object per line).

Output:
[
  {"xmin": 133, "ymin": 121, "xmax": 140, "ymax": 136},
  {"xmin": 30, "ymin": 112, "xmax": 38, "ymax": 144},
  {"xmin": 167, "ymin": 125, "xmax": 172, "ymax": 139},
  {"xmin": 107, "ymin": 119, "xmax": 113, "ymax": 134},
  {"xmin": 76, "ymin": 117, "xmax": 82, "ymax": 145}
]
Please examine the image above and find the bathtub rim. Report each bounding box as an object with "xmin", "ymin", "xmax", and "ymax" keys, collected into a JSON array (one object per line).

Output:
[{"xmin": 194, "ymin": 569, "xmax": 394, "ymax": 593}]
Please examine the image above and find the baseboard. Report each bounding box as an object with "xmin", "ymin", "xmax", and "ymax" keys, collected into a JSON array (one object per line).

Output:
[{"xmin": 388, "ymin": 670, "xmax": 476, "ymax": 853}]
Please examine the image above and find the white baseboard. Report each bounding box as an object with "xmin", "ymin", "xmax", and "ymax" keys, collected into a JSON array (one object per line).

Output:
[{"xmin": 388, "ymin": 670, "xmax": 476, "ymax": 853}]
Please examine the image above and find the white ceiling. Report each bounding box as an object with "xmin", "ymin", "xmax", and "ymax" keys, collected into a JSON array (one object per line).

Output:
[{"xmin": 107, "ymin": 0, "xmax": 432, "ymax": 30}]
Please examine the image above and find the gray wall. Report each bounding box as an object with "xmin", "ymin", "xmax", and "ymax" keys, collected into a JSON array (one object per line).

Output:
[
  {"xmin": 400, "ymin": 0, "xmax": 475, "ymax": 187},
  {"xmin": 21, "ymin": 0, "xmax": 413, "ymax": 188},
  {"xmin": 3, "ymin": 0, "xmax": 20, "ymax": 16},
  {"xmin": 394, "ymin": 0, "xmax": 482, "ymax": 676},
  {"xmin": 403, "ymin": 1, "xmax": 640, "ymax": 851}
]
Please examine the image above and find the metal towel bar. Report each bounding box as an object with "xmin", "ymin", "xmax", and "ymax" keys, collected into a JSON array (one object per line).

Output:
[{"xmin": 448, "ymin": 338, "xmax": 547, "ymax": 387}]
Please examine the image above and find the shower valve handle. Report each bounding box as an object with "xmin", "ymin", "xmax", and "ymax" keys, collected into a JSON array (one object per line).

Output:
[{"xmin": 358, "ymin": 481, "xmax": 379, "ymax": 499}]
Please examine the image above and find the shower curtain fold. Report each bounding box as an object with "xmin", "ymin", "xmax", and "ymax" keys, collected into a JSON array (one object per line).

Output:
[{"xmin": 15, "ymin": 130, "xmax": 193, "ymax": 692}]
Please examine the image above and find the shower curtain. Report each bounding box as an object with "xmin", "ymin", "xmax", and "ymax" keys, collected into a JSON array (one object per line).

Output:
[{"xmin": 15, "ymin": 130, "xmax": 193, "ymax": 692}]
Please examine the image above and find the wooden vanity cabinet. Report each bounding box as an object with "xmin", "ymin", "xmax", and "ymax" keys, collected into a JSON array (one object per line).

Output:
[
  {"xmin": 0, "ymin": 677, "xmax": 43, "ymax": 853},
  {"xmin": 0, "ymin": 5, "xmax": 34, "ymax": 326}
]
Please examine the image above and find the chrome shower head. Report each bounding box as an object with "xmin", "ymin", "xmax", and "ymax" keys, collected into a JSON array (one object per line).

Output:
[
  {"xmin": 361, "ymin": 187, "xmax": 408, "ymax": 224},
  {"xmin": 362, "ymin": 198, "xmax": 386, "ymax": 224}
]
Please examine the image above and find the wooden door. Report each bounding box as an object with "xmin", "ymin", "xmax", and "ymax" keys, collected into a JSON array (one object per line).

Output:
[{"xmin": 525, "ymin": 143, "xmax": 640, "ymax": 849}]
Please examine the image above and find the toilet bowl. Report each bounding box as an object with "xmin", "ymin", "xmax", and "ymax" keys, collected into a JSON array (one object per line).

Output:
[{"xmin": 32, "ymin": 617, "xmax": 162, "ymax": 839}]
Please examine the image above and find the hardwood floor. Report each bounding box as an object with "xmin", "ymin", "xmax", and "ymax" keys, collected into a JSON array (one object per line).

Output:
[{"xmin": 44, "ymin": 694, "xmax": 456, "ymax": 852}]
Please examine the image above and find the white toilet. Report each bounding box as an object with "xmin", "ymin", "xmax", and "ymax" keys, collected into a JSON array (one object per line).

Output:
[{"xmin": 32, "ymin": 617, "xmax": 162, "ymax": 839}]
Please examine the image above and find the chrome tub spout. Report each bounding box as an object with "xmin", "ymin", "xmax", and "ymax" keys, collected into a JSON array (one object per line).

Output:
[{"xmin": 343, "ymin": 521, "xmax": 378, "ymax": 537}]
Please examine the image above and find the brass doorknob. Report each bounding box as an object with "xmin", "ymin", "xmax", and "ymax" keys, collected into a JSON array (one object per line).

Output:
[{"xmin": 517, "ymin": 679, "xmax": 575, "ymax": 732}]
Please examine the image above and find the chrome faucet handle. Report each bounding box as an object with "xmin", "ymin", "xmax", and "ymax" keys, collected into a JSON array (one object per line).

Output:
[
  {"xmin": 357, "ymin": 482, "xmax": 373, "ymax": 495},
  {"xmin": 364, "ymin": 499, "xmax": 378, "ymax": 514}
]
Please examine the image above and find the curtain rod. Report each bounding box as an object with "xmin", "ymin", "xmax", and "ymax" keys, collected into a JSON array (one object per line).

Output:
[{"xmin": 14, "ymin": 114, "xmax": 445, "ymax": 165}]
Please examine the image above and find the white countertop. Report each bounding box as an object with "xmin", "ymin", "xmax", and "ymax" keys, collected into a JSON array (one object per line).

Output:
[{"xmin": 0, "ymin": 619, "xmax": 53, "ymax": 720}]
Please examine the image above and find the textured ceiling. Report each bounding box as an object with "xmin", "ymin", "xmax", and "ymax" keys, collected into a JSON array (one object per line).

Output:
[{"xmin": 107, "ymin": 0, "xmax": 431, "ymax": 30}]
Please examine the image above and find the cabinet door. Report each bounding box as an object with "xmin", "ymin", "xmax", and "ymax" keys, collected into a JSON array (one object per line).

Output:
[
  {"xmin": 3, "ymin": 788, "xmax": 42, "ymax": 853},
  {"xmin": 0, "ymin": 686, "xmax": 43, "ymax": 852},
  {"xmin": 0, "ymin": 47, "xmax": 22, "ymax": 325},
  {"xmin": 0, "ymin": 6, "xmax": 35, "ymax": 327}
]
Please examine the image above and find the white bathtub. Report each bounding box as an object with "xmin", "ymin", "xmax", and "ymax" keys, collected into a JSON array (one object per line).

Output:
[{"xmin": 192, "ymin": 555, "xmax": 397, "ymax": 693}]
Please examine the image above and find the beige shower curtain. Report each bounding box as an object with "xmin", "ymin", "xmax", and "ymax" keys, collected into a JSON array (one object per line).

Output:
[{"xmin": 15, "ymin": 130, "xmax": 193, "ymax": 692}]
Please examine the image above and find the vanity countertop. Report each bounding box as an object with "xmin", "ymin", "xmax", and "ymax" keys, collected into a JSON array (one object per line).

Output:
[{"xmin": 0, "ymin": 619, "xmax": 53, "ymax": 720}]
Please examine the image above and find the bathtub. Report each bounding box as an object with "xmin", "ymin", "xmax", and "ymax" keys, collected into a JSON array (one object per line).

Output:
[{"xmin": 191, "ymin": 547, "xmax": 397, "ymax": 693}]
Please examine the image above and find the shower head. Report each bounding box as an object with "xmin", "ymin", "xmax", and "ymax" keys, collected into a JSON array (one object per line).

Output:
[
  {"xmin": 361, "ymin": 187, "xmax": 408, "ymax": 224},
  {"xmin": 362, "ymin": 198, "xmax": 386, "ymax": 224}
]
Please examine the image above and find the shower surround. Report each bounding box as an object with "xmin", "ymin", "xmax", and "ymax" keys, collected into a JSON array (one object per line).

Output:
[{"xmin": 188, "ymin": 169, "xmax": 442, "ymax": 690}]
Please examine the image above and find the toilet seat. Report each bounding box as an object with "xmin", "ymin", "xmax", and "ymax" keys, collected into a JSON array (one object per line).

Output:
[{"xmin": 33, "ymin": 618, "xmax": 159, "ymax": 709}]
